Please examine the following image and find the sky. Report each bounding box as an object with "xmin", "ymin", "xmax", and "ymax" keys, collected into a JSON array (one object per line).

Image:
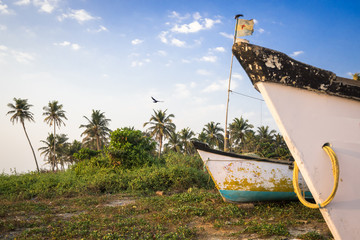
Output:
[{"xmin": 1, "ymin": 0, "xmax": 359, "ymax": 173}]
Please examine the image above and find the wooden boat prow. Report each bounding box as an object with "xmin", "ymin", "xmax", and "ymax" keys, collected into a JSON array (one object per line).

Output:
[
  {"xmin": 232, "ymin": 41, "xmax": 360, "ymax": 240},
  {"xmin": 232, "ymin": 42, "xmax": 360, "ymax": 101}
]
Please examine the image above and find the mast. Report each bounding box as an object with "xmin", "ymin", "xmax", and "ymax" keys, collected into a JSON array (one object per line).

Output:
[{"xmin": 224, "ymin": 14, "xmax": 242, "ymax": 152}]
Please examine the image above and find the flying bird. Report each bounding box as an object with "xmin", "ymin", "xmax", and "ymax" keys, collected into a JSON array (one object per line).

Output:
[{"xmin": 151, "ymin": 97, "xmax": 163, "ymax": 103}]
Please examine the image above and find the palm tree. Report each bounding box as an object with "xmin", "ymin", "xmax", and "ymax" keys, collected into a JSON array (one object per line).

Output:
[
  {"xmin": 39, "ymin": 133, "xmax": 69, "ymax": 171},
  {"xmin": 164, "ymin": 131, "xmax": 182, "ymax": 153},
  {"xmin": 39, "ymin": 133, "xmax": 55, "ymax": 171},
  {"xmin": 7, "ymin": 98, "xmax": 40, "ymax": 172},
  {"xmin": 257, "ymin": 126, "xmax": 276, "ymax": 142},
  {"xmin": 80, "ymin": 110, "xmax": 111, "ymax": 150},
  {"xmin": 65, "ymin": 140, "xmax": 82, "ymax": 165},
  {"xmin": 179, "ymin": 127, "xmax": 195, "ymax": 154},
  {"xmin": 43, "ymin": 100, "xmax": 67, "ymax": 167},
  {"xmin": 241, "ymin": 130, "xmax": 257, "ymax": 153},
  {"xmin": 229, "ymin": 117, "xmax": 254, "ymax": 151},
  {"xmin": 202, "ymin": 121, "xmax": 224, "ymax": 149},
  {"xmin": 55, "ymin": 134, "xmax": 69, "ymax": 170},
  {"xmin": 143, "ymin": 109, "xmax": 175, "ymax": 157},
  {"xmin": 197, "ymin": 131, "xmax": 208, "ymax": 144}
]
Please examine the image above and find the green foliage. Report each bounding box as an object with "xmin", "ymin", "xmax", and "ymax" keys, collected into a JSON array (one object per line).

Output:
[
  {"xmin": 298, "ymin": 231, "xmax": 327, "ymax": 240},
  {"xmin": 0, "ymin": 151, "xmax": 213, "ymax": 200},
  {"xmin": 242, "ymin": 221, "xmax": 289, "ymax": 236},
  {"xmin": 162, "ymin": 151, "xmax": 204, "ymax": 170},
  {"xmin": 73, "ymin": 148, "xmax": 100, "ymax": 161},
  {"xmin": 128, "ymin": 165, "xmax": 210, "ymax": 191},
  {"xmin": 0, "ymin": 186, "xmax": 331, "ymax": 239},
  {"xmin": 107, "ymin": 127, "xmax": 156, "ymax": 169}
]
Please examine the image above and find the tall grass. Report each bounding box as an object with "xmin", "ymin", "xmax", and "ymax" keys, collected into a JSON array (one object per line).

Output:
[{"xmin": 0, "ymin": 152, "xmax": 214, "ymax": 200}]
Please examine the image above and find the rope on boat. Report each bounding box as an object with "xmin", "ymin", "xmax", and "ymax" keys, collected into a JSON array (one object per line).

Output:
[{"xmin": 293, "ymin": 143, "xmax": 339, "ymax": 209}]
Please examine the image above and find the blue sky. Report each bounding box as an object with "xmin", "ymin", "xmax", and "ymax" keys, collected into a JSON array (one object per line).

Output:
[{"xmin": 1, "ymin": 0, "xmax": 359, "ymax": 173}]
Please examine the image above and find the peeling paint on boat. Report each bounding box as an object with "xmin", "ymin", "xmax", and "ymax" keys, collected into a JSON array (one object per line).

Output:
[{"xmin": 193, "ymin": 142, "xmax": 311, "ymax": 203}]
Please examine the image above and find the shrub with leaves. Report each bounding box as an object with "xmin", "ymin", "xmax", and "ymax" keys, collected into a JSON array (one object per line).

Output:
[
  {"xmin": 73, "ymin": 148, "xmax": 100, "ymax": 161},
  {"xmin": 107, "ymin": 127, "xmax": 156, "ymax": 169},
  {"xmin": 163, "ymin": 151, "xmax": 204, "ymax": 170}
]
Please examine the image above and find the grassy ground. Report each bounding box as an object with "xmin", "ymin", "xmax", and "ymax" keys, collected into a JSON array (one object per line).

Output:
[{"xmin": 0, "ymin": 188, "xmax": 332, "ymax": 240}]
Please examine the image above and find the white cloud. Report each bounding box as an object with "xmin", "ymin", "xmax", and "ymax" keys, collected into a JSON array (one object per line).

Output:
[
  {"xmin": 200, "ymin": 55, "xmax": 217, "ymax": 63},
  {"xmin": 253, "ymin": 19, "xmax": 259, "ymax": 24},
  {"xmin": 12, "ymin": 50, "xmax": 35, "ymax": 63},
  {"xmin": 168, "ymin": 11, "xmax": 190, "ymax": 22},
  {"xmin": 212, "ymin": 47, "xmax": 225, "ymax": 52},
  {"xmin": 196, "ymin": 69, "xmax": 211, "ymax": 76},
  {"xmin": 0, "ymin": 1, "xmax": 13, "ymax": 14},
  {"xmin": 156, "ymin": 50, "xmax": 167, "ymax": 56},
  {"xmin": 71, "ymin": 43, "xmax": 80, "ymax": 50},
  {"xmin": 171, "ymin": 38, "xmax": 185, "ymax": 47},
  {"xmin": 158, "ymin": 32, "xmax": 186, "ymax": 47},
  {"xmin": 232, "ymin": 73, "xmax": 244, "ymax": 81},
  {"xmin": 290, "ymin": 50, "xmax": 304, "ymax": 57},
  {"xmin": 0, "ymin": 45, "xmax": 35, "ymax": 63},
  {"xmin": 171, "ymin": 21, "xmax": 202, "ymax": 33},
  {"xmin": 174, "ymin": 83, "xmax": 190, "ymax": 98},
  {"xmin": 58, "ymin": 9, "xmax": 98, "ymax": 23},
  {"xmin": 57, "ymin": 41, "xmax": 70, "ymax": 46},
  {"xmin": 159, "ymin": 31, "xmax": 169, "ymax": 44},
  {"xmin": 131, "ymin": 60, "xmax": 144, "ymax": 67},
  {"xmin": 171, "ymin": 18, "xmax": 221, "ymax": 34},
  {"xmin": 258, "ymin": 28, "xmax": 265, "ymax": 34},
  {"xmin": 36, "ymin": 0, "xmax": 57, "ymax": 13},
  {"xmin": 219, "ymin": 32, "xmax": 233, "ymax": 39},
  {"xmin": 0, "ymin": 24, "xmax": 6, "ymax": 31},
  {"xmin": 16, "ymin": 0, "xmax": 59, "ymax": 13},
  {"xmin": 193, "ymin": 12, "xmax": 201, "ymax": 20},
  {"xmin": 97, "ymin": 25, "xmax": 107, "ymax": 32},
  {"xmin": 161, "ymin": 12, "xmax": 220, "ymax": 47},
  {"xmin": 15, "ymin": 0, "xmax": 30, "ymax": 5},
  {"xmin": 202, "ymin": 80, "xmax": 226, "ymax": 93},
  {"xmin": 0, "ymin": 44, "xmax": 8, "ymax": 51},
  {"xmin": 54, "ymin": 41, "xmax": 81, "ymax": 50},
  {"xmin": 87, "ymin": 25, "xmax": 108, "ymax": 33},
  {"xmin": 202, "ymin": 79, "xmax": 238, "ymax": 93},
  {"xmin": 131, "ymin": 39, "xmax": 143, "ymax": 45}
]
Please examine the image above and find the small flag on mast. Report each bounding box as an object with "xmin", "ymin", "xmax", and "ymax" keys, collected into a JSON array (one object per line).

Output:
[{"xmin": 235, "ymin": 19, "xmax": 254, "ymax": 39}]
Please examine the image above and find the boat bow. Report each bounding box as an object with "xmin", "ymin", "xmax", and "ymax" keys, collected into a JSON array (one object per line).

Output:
[{"xmin": 232, "ymin": 42, "xmax": 360, "ymax": 101}]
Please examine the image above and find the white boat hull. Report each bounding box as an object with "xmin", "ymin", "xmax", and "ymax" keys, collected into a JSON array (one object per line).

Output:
[
  {"xmin": 257, "ymin": 82, "xmax": 360, "ymax": 240},
  {"xmin": 194, "ymin": 142, "xmax": 311, "ymax": 203}
]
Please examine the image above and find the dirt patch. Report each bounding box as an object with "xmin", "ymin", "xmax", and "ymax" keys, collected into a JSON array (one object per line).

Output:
[{"xmin": 104, "ymin": 197, "xmax": 136, "ymax": 207}]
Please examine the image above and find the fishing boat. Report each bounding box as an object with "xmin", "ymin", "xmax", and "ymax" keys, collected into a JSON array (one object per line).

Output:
[
  {"xmin": 192, "ymin": 141, "xmax": 311, "ymax": 203},
  {"xmin": 232, "ymin": 41, "xmax": 360, "ymax": 240}
]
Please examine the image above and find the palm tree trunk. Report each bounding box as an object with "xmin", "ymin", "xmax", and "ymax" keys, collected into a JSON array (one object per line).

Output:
[
  {"xmin": 159, "ymin": 135, "xmax": 163, "ymax": 158},
  {"xmin": 96, "ymin": 135, "xmax": 100, "ymax": 151},
  {"xmin": 53, "ymin": 124, "xmax": 56, "ymax": 171},
  {"xmin": 22, "ymin": 122, "xmax": 40, "ymax": 172}
]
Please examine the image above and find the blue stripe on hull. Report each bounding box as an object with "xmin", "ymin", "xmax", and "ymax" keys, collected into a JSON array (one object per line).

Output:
[{"xmin": 219, "ymin": 190, "xmax": 313, "ymax": 203}]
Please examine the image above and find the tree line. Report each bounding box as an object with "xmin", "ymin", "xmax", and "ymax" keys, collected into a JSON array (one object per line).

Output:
[{"xmin": 7, "ymin": 98, "xmax": 291, "ymax": 173}]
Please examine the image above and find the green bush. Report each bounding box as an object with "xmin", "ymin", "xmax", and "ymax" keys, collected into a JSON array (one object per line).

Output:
[
  {"xmin": 128, "ymin": 165, "xmax": 210, "ymax": 191},
  {"xmin": 0, "ymin": 149, "xmax": 213, "ymax": 200},
  {"xmin": 107, "ymin": 127, "xmax": 156, "ymax": 169},
  {"xmin": 73, "ymin": 148, "xmax": 100, "ymax": 161},
  {"xmin": 163, "ymin": 151, "xmax": 204, "ymax": 170}
]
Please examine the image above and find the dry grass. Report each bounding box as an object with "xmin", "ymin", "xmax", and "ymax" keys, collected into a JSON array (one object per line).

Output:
[{"xmin": 0, "ymin": 189, "xmax": 332, "ymax": 239}]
